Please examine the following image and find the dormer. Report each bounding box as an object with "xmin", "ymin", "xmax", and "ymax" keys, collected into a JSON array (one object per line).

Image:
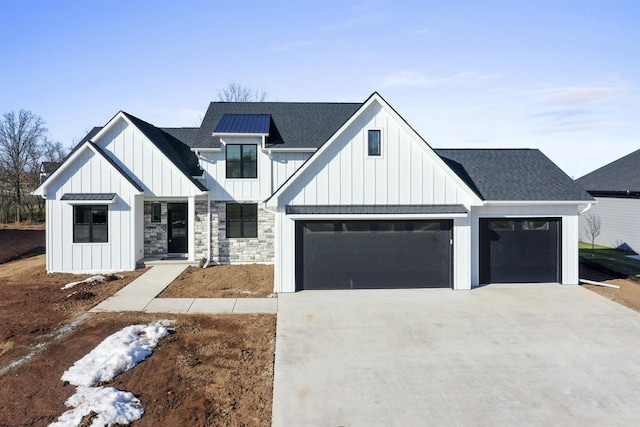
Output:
[{"xmin": 212, "ymin": 114, "xmax": 271, "ymax": 150}]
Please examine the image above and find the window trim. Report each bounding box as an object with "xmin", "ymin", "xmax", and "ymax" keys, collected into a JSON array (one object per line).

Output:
[
  {"xmin": 73, "ymin": 205, "xmax": 109, "ymax": 243},
  {"xmin": 226, "ymin": 144, "xmax": 258, "ymax": 179},
  {"xmin": 367, "ymin": 129, "xmax": 382, "ymax": 158},
  {"xmin": 226, "ymin": 203, "xmax": 258, "ymax": 239}
]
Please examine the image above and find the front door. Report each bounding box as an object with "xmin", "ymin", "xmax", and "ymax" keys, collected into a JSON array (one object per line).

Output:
[{"xmin": 167, "ymin": 203, "xmax": 188, "ymax": 254}]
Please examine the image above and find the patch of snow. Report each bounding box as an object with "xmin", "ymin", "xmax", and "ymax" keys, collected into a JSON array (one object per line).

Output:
[
  {"xmin": 61, "ymin": 321, "xmax": 171, "ymax": 386},
  {"xmin": 267, "ymin": 293, "xmax": 277, "ymax": 298},
  {"xmin": 61, "ymin": 274, "xmax": 124, "ymax": 290},
  {"xmin": 625, "ymin": 254, "xmax": 640, "ymax": 261},
  {"xmin": 49, "ymin": 386, "xmax": 143, "ymax": 427},
  {"xmin": 238, "ymin": 289, "xmax": 254, "ymax": 294},
  {"xmin": 50, "ymin": 320, "xmax": 173, "ymax": 427}
]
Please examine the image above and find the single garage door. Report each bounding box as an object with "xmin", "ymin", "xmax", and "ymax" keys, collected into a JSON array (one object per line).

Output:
[
  {"xmin": 479, "ymin": 218, "xmax": 561, "ymax": 284},
  {"xmin": 295, "ymin": 220, "xmax": 452, "ymax": 290}
]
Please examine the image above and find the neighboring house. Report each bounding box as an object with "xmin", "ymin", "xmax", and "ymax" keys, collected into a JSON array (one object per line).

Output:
[
  {"xmin": 575, "ymin": 149, "xmax": 640, "ymax": 253},
  {"xmin": 40, "ymin": 161, "xmax": 61, "ymax": 184},
  {"xmin": 33, "ymin": 93, "xmax": 593, "ymax": 291}
]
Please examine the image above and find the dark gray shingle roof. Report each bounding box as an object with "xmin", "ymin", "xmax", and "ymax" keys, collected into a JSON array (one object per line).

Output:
[
  {"xmin": 41, "ymin": 162, "xmax": 61, "ymax": 174},
  {"xmin": 121, "ymin": 113, "xmax": 207, "ymax": 191},
  {"xmin": 194, "ymin": 102, "xmax": 362, "ymax": 149},
  {"xmin": 89, "ymin": 143, "xmax": 145, "ymax": 192},
  {"xmin": 435, "ymin": 149, "xmax": 593, "ymax": 201},
  {"xmin": 575, "ymin": 149, "xmax": 640, "ymax": 193},
  {"xmin": 286, "ymin": 204, "xmax": 468, "ymax": 215}
]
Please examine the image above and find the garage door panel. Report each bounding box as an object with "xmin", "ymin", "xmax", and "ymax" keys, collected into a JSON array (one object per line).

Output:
[
  {"xmin": 480, "ymin": 218, "xmax": 561, "ymax": 284},
  {"xmin": 297, "ymin": 220, "xmax": 452, "ymax": 290}
]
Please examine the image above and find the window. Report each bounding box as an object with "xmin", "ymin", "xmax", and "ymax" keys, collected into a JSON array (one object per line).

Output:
[
  {"xmin": 368, "ymin": 130, "xmax": 381, "ymax": 156},
  {"xmin": 74, "ymin": 205, "xmax": 108, "ymax": 243},
  {"xmin": 523, "ymin": 220, "xmax": 549, "ymax": 231},
  {"xmin": 226, "ymin": 144, "xmax": 257, "ymax": 178},
  {"xmin": 151, "ymin": 203, "xmax": 161, "ymax": 222},
  {"xmin": 489, "ymin": 220, "xmax": 514, "ymax": 231},
  {"xmin": 226, "ymin": 203, "xmax": 258, "ymax": 238}
]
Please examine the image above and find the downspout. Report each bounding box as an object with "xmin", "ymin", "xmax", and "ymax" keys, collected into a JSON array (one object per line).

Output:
[{"xmin": 579, "ymin": 203, "xmax": 592, "ymax": 215}]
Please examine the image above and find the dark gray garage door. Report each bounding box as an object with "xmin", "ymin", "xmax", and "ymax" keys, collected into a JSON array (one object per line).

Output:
[
  {"xmin": 295, "ymin": 220, "xmax": 452, "ymax": 290},
  {"xmin": 479, "ymin": 218, "xmax": 561, "ymax": 284}
]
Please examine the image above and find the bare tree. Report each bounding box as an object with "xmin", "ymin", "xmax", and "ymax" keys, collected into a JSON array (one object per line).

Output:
[
  {"xmin": 217, "ymin": 83, "xmax": 268, "ymax": 102},
  {"xmin": 0, "ymin": 110, "xmax": 47, "ymax": 222},
  {"xmin": 584, "ymin": 213, "xmax": 602, "ymax": 255}
]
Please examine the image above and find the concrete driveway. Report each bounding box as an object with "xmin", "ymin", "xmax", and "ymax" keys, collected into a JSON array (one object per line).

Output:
[{"xmin": 272, "ymin": 285, "xmax": 640, "ymax": 427}]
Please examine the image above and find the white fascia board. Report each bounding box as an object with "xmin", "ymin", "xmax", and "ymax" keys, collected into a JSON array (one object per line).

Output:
[
  {"xmin": 483, "ymin": 200, "xmax": 596, "ymax": 205},
  {"xmin": 190, "ymin": 147, "xmax": 222, "ymax": 152},
  {"xmin": 266, "ymin": 92, "xmax": 483, "ymax": 207},
  {"xmin": 34, "ymin": 142, "xmax": 145, "ymax": 196},
  {"xmin": 286, "ymin": 213, "xmax": 468, "ymax": 220},
  {"xmin": 266, "ymin": 148, "xmax": 317, "ymax": 152},
  {"xmin": 62, "ymin": 198, "xmax": 117, "ymax": 205},
  {"xmin": 213, "ymin": 132, "xmax": 269, "ymax": 138},
  {"xmin": 86, "ymin": 111, "xmax": 129, "ymax": 143},
  {"xmin": 32, "ymin": 142, "xmax": 94, "ymax": 195}
]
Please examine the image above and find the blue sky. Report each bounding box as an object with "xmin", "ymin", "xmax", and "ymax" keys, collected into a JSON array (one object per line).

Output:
[{"xmin": 1, "ymin": 0, "xmax": 638, "ymax": 178}]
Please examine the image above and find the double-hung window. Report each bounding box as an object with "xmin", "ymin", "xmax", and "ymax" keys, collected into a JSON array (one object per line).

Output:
[
  {"xmin": 226, "ymin": 144, "xmax": 257, "ymax": 178},
  {"xmin": 73, "ymin": 205, "xmax": 108, "ymax": 243},
  {"xmin": 226, "ymin": 203, "xmax": 258, "ymax": 238}
]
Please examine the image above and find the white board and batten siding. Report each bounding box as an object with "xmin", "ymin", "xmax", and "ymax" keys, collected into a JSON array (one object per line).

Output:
[
  {"xmin": 272, "ymin": 101, "xmax": 480, "ymax": 292},
  {"xmin": 579, "ymin": 196, "xmax": 640, "ymax": 253},
  {"xmin": 471, "ymin": 204, "xmax": 582, "ymax": 286},
  {"xmin": 99, "ymin": 117, "xmax": 201, "ymax": 197},
  {"xmin": 199, "ymin": 137, "xmax": 312, "ymax": 201},
  {"xmin": 44, "ymin": 147, "xmax": 141, "ymax": 273}
]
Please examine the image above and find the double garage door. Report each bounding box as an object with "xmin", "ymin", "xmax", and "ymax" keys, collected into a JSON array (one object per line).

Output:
[
  {"xmin": 295, "ymin": 217, "xmax": 562, "ymax": 290},
  {"xmin": 295, "ymin": 220, "xmax": 453, "ymax": 290}
]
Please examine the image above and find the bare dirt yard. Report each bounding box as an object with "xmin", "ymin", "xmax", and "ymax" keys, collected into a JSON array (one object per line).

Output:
[
  {"xmin": 160, "ymin": 264, "xmax": 275, "ymax": 298},
  {"xmin": 0, "ymin": 312, "xmax": 276, "ymax": 427},
  {"xmin": 0, "ymin": 227, "xmax": 276, "ymax": 426},
  {"xmin": 0, "ymin": 255, "xmax": 147, "ymax": 367},
  {"xmin": 0, "ymin": 223, "xmax": 45, "ymax": 263},
  {"xmin": 579, "ymin": 262, "xmax": 640, "ymax": 312}
]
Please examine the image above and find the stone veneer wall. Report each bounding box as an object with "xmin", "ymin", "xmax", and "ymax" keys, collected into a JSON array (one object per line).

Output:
[
  {"xmin": 195, "ymin": 201, "xmax": 275, "ymax": 264},
  {"xmin": 144, "ymin": 201, "xmax": 167, "ymax": 257},
  {"xmin": 194, "ymin": 200, "xmax": 208, "ymax": 262}
]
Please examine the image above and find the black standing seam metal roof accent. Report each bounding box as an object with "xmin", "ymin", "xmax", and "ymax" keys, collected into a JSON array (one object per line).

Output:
[
  {"xmin": 61, "ymin": 193, "xmax": 116, "ymax": 201},
  {"xmin": 213, "ymin": 114, "xmax": 271, "ymax": 134},
  {"xmin": 434, "ymin": 149, "xmax": 594, "ymax": 201},
  {"xmin": 286, "ymin": 205, "xmax": 469, "ymax": 215},
  {"xmin": 575, "ymin": 149, "xmax": 640, "ymax": 193}
]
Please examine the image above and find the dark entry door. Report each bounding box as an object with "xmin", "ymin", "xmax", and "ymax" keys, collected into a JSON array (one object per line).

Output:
[
  {"xmin": 296, "ymin": 220, "xmax": 452, "ymax": 290},
  {"xmin": 479, "ymin": 218, "xmax": 561, "ymax": 284},
  {"xmin": 167, "ymin": 203, "xmax": 188, "ymax": 254}
]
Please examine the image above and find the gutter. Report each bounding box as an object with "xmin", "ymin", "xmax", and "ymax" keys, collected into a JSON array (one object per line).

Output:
[{"xmin": 579, "ymin": 202, "xmax": 592, "ymax": 215}]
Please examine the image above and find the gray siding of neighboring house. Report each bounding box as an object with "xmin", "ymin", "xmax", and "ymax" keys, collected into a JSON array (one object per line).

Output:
[{"xmin": 579, "ymin": 196, "xmax": 640, "ymax": 253}]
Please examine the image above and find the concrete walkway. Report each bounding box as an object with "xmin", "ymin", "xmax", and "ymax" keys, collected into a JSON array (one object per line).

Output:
[
  {"xmin": 91, "ymin": 264, "xmax": 277, "ymax": 314},
  {"xmin": 273, "ymin": 285, "xmax": 640, "ymax": 427}
]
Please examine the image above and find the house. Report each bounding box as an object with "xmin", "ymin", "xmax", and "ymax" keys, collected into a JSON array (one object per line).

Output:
[
  {"xmin": 40, "ymin": 161, "xmax": 61, "ymax": 184},
  {"xmin": 575, "ymin": 149, "xmax": 640, "ymax": 252},
  {"xmin": 33, "ymin": 92, "xmax": 593, "ymax": 292}
]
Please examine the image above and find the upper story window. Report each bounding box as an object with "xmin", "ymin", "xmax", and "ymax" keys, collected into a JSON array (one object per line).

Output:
[
  {"xmin": 368, "ymin": 130, "xmax": 381, "ymax": 157},
  {"xmin": 226, "ymin": 144, "xmax": 257, "ymax": 178},
  {"xmin": 74, "ymin": 205, "xmax": 108, "ymax": 243}
]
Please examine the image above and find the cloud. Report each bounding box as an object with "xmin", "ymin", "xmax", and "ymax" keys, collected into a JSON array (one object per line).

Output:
[
  {"xmin": 537, "ymin": 86, "xmax": 626, "ymax": 105},
  {"xmin": 270, "ymin": 40, "xmax": 313, "ymax": 53},
  {"xmin": 376, "ymin": 70, "xmax": 500, "ymax": 88}
]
